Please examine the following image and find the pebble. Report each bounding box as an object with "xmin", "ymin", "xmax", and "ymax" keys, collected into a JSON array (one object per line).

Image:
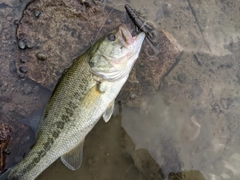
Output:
[
  {"xmin": 32, "ymin": 85, "xmax": 39, "ymax": 93},
  {"xmin": 36, "ymin": 52, "xmax": 47, "ymax": 61},
  {"xmin": 18, "ymin": 40, "xmax": 26, "ymax": 49},
  {"xmin": 14, "ymin": 20, "xmax": 19, "ymax": 25},
  {"xmin": 34, "ymin": 10, "xmax": 41, "ymax": 17},
  {"xmin": 130, "ymin": 93, "xmax": 136, "ymax": 100},
  {"xmin": 35, "ymin": 43, "xmax": 41, "ymax": 49},
  {"xmin": 19, "ymin": 74, "xmax": 25, "ymax": 79},
  {"xmin": 139, "ymin": 62, "xmax": 145, "ymax": 67},
  {"xmin": 23, "ymin": 86, "xmax": 32, "ymax": 95},
  {"xmin": 105, "ymin": 19, "xmax": 112, "ymax": 24},
  {"xmin": 20, "ymin": 58, "xmax": 26, "ymax": 63},
  {"xmin": 19, "ymin": 66, "xmax": 28, "ymax": 73},
  {"xmin": 26, "ymin": 41, "xmax": 33, "ymax": 49},
  {"xmin": 4, "ymin": 149, "xmax": 11, "ymax": 155},
  {"xmin": 55, "ymin": 69, "xmax": 63, "ymax": 76}
]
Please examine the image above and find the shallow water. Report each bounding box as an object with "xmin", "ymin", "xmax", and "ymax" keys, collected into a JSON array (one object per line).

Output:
[{"xmin": 1, "ymin": 0, "xmax": 240, "ymax": 179}]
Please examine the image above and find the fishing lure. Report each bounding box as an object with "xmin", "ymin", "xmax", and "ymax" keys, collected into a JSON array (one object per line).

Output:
[{"xmin": 125, "ymin": 4, "xmax": 160, "ymax": 57}]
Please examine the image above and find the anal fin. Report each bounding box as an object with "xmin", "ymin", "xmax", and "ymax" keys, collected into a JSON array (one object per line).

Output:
[{"xmin": 61, "ymin": 139, "xmax": 85, "ymax": 171}]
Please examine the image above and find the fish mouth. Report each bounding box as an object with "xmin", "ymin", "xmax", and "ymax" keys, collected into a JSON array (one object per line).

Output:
[{"xmin": 118, "ymin": 24, "xmax": 145, "ymax": 48}]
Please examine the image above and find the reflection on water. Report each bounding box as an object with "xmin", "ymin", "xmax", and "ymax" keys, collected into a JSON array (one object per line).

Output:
[{"xmin": 1, "ymin": 0, "xmax": 240, "ymax": 179}]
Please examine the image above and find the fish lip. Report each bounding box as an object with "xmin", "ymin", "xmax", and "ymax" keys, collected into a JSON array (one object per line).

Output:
[
  {"xmin": 118, "ymin": 24, "xmax": 145, "ymax": 47},
  {"xmin": 132, "ymin": 32, "xmax": 146, "ymax": 46}
]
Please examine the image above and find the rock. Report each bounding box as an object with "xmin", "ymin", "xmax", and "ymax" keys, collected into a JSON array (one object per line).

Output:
[
  {"xmin": 34, "ymin": 10, "xmax": 41, "ymax": 17},
  {"xmin": 15, "ymin": 0, "xmax": 119, "ymax": 90},
  {"xmin": 19, "ymin": 66, "xmax": 28, "ymax": 73},
  {"xmin": 118, "ymin": 29, "xmax": 183, "ymax": 107},
  {"xmin": 0, "ymin": 122, "xmax": 10, "ymax": 173},
  {"xmin": 20, "ymin": 58, "xmax": 26, "ymax": 63},
  {"xmin": 23, "ymin": 86, "xmax": 32, "ymax": 95},
  {"xmin": 19, "ymin": 74, "xmax": 25, "ymax": 79},
  {"xmin": 36, "ymin": 52, "xmax": 47, "ymax": 61},
  {"xmin": 32, "ymin": 85, "xmax": 39, "ymax": 93},
  {"xmin": 15, "ymin": 0, "xmax": 182, "ymax": 108},
  {"xmin": 26, "ymin": 41, "xmax": 33, "ymax": 49},
  {"xmin": 18, "ymin": 40, "xmax": 26, "ymax": 50},
  {"xmin": 14, "ymin": 20, "xmax": 19, "ymax": 25},
  {"xmin": 0, "ymin": 119, "xmax": 35, "ymax": 173},
  {"xmin": 23, "ymin": 83, "xmax": 33, "ymax": 95}
]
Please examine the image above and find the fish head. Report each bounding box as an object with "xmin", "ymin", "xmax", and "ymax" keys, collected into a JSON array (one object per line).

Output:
[{"xmin": 89, "ymin": 24, "xmax": 145, "ymax": 81}]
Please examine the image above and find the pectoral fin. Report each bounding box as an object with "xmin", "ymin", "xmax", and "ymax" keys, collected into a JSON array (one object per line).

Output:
[
  {"xmin": 103, "ymin": 101, "xmax": 114, "ymax": 123},
  {"xmin": 61, "ymin": 139, "xmax": 84, "ymax": 171}
]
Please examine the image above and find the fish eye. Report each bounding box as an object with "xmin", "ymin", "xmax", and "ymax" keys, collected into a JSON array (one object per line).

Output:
[{"xmin": 107, "ymin": 33, "xmax": 116, "ymax": 41}]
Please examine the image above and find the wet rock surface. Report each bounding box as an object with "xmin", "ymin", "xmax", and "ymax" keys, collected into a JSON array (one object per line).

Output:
[
  {"xmin": 0, "ymin": 119, "xmax": 35, "ymax": 173},
  {"xmin": 16, "ymin": 0, "xmax": 123, "ymax": 90}
]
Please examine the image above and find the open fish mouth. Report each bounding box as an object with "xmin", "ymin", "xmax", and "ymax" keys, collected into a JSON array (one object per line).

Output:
[{"xmin": 118, "ymin": 24, "xmax": 145, "ymax": 49}]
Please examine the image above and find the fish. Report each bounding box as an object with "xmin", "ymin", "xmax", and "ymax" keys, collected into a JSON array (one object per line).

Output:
[{"xmin": 2, "ymin": 24, "xmax": 145, "ymax": 180}]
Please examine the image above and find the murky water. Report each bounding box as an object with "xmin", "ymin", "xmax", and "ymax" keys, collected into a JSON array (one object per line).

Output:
[{"xmin": 1, "ymin": 0, "xmax": 240, "ymax": 179}]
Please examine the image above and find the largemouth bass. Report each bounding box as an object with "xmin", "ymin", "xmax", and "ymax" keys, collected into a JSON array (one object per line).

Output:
[{"xmin": 5, "ymin": 24, "xmax": 145, "ymax": 180}]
